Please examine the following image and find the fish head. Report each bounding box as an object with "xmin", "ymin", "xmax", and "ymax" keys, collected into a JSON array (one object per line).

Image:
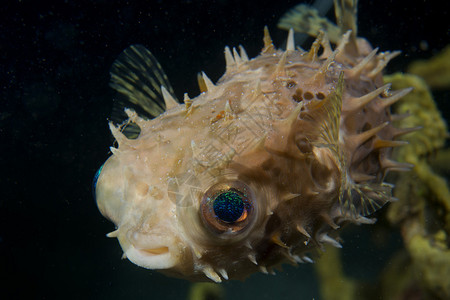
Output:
[{"xmin": 96, "ymin": 150, "xmax": 183, "ymax": 271}]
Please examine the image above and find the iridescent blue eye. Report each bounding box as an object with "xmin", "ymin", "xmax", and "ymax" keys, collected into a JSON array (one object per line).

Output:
[
  {"xmin": 200, "ymin": 181, "xmax": 254, "ymax": 234},
  {"xmin": 92, "ymin": 163, "xmax": 104, "ymax": 199},
  {"xmin": 213, "ymin": 190, "xmax": 245, "ymax": 223}
]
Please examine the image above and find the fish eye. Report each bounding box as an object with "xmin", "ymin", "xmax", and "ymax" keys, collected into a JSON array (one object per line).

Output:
[{"xmin": 200, "ymin": 181, "xmax": 255, "ymax": 234}]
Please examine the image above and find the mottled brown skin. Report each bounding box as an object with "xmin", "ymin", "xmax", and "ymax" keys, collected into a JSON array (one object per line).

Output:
[{"xmin": 95, "ymin": 28, "xmax": 410, "ymax": 282}]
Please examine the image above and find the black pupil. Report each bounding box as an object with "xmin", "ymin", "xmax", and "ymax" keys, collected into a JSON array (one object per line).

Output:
[{"xmin": 213, "ymin": 190, "xmax": 244, "ymax": 223}]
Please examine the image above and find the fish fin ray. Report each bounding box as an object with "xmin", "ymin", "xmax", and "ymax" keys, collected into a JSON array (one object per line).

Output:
[
  {"xmin": 340, "ymin": 182, "xmax": 393, "ymax": 217},
  {"xmin": 277, "ymin": 3, "xmax": 341, "ymax": 43},
  {"xmin": 110, "ymin": 44, "xmax": 178, "ymax": 120},
  {"xmin": 305, "ymin": 72, "xmax": 344, "ymax": 161},
  {"xmin": 333, "ymin": 0, "xmax": 359, "ymax": 54}
]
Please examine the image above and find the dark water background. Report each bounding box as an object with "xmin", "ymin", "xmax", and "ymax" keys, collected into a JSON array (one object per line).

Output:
[{"xmin": 1, "ymin": 0, "xmax": 448, "ymax": 299}]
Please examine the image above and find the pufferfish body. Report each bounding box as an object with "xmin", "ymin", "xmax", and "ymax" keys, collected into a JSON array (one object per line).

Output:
[{"xmin": 95, "ymin": 2, "xmax": 414, "ymax": 282}]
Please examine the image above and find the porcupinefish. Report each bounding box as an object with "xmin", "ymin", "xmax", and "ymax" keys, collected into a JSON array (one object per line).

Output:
[{"xmin": 94, "ymin": 0, "xmax": 414, "ymax": 282}]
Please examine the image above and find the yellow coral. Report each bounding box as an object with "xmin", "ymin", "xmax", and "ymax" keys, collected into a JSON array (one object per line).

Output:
[
  {"xmin": 408, "ymin": 45, "xmax": 450, "ymax": 90},
  {"xmin": 384, "ymin": 73, "xmax": 450, "ymax": 299},
  {"xmin": 408, "ymin": 233, "xmax": 450, "ymax": 298},
  {"xmin": 187, "ymin": 282, "xmax": 224, "ymax": 300},
  {"xmin": 315, "ymin": 73, "xmax": 450, "ymax": 300},
  {"xmin": 385, "ymin": 73, "xmax": 450, "ymax": 219},
  {"xmin": 384, "ymin": 73, "xmax": 447, "ymax": 157},
  {"xmin": 314, "ymin": 246, "xmax": 356, "ymax": 300}
]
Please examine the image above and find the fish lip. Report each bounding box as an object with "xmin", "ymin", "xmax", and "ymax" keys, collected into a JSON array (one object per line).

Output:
[
  {"xmin": 125, "ymin": 244, "xmax": 177, "ymax": 269},
  {"xmin": 139, "ymin": 246, "xmax": 170, "ymax": 255},
  {"xmin": 118, "ymin": 230, "xmax": 179, "ymax": 269}
]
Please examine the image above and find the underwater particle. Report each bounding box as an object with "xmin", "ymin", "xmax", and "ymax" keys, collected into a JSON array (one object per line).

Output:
[
  {"xmin": 22, "ymin": 81, "xmax": 61, "ymax": 120},
  {"xmin": 378, "ymin": 249, "xmax": 424, "ymax": 300},
  {"xmin": 419, "ymin": 40, "xmax": 429, "ymax": 51},
  {"xmin": 44, "ymin": 22, "xmax": 78, "ymax": 51}
]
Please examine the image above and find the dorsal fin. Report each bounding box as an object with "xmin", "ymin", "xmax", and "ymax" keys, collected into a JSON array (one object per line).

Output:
[
  {"xmin": 333, "ymin": 0, "xmax": 359, "ymax": 55},
  {"xmin": 110, "ymin": 44, "xmax": 178, "ymax": 121},
  {"xmin": 333, "ymin": 0, "xmax": 358, "ymax": 38},
  {"xmin": 277, "ymin": 3, "xmax": 341, "ymax": 44},
  {"xmin": 278, "ymin": 0, "xmax": 359, "ymax": 53}
]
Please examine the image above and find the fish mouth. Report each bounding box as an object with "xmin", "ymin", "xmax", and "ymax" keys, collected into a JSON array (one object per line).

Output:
[
  {"xmin": 125, "ymin": 244, "xmax": 176, "ymax": 269},
  {"xmin": 116, "ymin": 231, "xmax": 178, "ymax": 270},
  {"xmin": 140, "ymin": 246, "xmax": 169, "ymax": 255}
]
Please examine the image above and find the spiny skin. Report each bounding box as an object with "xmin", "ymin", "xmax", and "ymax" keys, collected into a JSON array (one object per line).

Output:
[{"xmin": 95, "ymin": 29, "xmax": 411, "ymax": 282}]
